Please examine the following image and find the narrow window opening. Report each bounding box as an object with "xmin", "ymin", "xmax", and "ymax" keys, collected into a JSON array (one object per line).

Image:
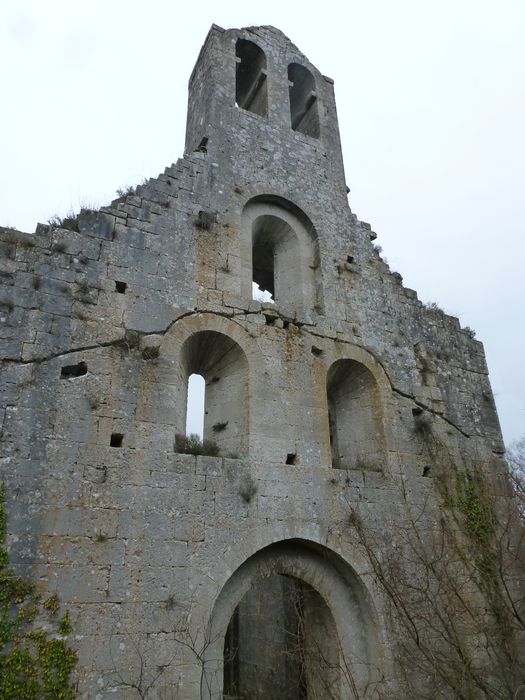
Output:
[
  {"xmin": 288, "ymin": 63, "xmax": 320, "ymax": 138},
  {"xmin": 115, "ymin": 281, "xmax": 127, "ymax": 294},
  {"xmin": 286, "ymin": 453, "xmax": 297, "ymax": 465},
  {"xmin": 252, "ymin": 233, "xmax": 275, "ymax": 303},
  {"xmin": 346, "ymin": 255, "xmax": 354, "ymax": 264},
  {"xmin": 422, "ymin": 466, "xmax": 431, "ymax": 477},
  {"xmin": 110, "ymin": 433, "xmax": 123, "ymax": 448},
  {"xmin": 186, "ymin": 373, "xmax": 205, "ymax": 439},
  {"xmin": 235, "ymin": 39, "xmax": 268, "ymax": 117},
  {"xmin": 60, "ymin": 361, "xmax": 87, "ymax": 378},
  {"xmin": 311, "ymin": 345, "xmax": 323, "ymax": 356}
]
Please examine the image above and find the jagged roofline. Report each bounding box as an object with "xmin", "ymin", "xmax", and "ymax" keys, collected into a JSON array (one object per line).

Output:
[{"xmin": 189, "ymin": 24, "xmax": 332, "ymax": 85}]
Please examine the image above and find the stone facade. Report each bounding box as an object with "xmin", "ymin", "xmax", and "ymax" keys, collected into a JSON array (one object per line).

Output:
[{"xmin": 1, "ymin": 24, "xmax": 519, "ymax": 699}]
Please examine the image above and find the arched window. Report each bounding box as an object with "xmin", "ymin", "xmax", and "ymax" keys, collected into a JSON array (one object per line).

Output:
[
  {"xmin": 252, "ymin": 214, "xmax": 301, "ymax": 306},
  {"xmin": 288, "ymin": 63, "xmax": 319, "ymax": 138},
  {"xmin": 224, "ymin": 574, "xmax": 339, "ymax": 699},
  {"xmin": 185, "ymin": 373, "xmax": 205, "ymax": 437},
  {"xmin": 327, "ymin": 360, "xmax": 385, "ymax": 470},
  {"xmin": 179, "ymin": 331, "xmax": 249, "ymax": 457},
  {"xmin": 236, "ymin": 39, "xmax": 268, "ymax": 117},
  {"xmin": 243, "ymin": 198, "xmax": 323, "ymax": 317}
]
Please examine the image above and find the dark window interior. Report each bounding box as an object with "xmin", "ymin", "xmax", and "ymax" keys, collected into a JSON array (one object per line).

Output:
[
  {"xmin": 288, "ymin": 63, "xmax": 319, "ymax": 138},
  {"xmin": 236, "ymin": 39, "xmax": 268, "ymax": 117}
]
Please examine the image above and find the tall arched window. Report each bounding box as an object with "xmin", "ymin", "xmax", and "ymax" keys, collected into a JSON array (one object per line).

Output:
[
  {"xmin": 242, "ymin": 198, "xmax": 323, "ymax": 317},
  {"xmin": 288, "ymin": 63, "xmax": 319, "ymax": 138},
  {"xmin": 327, "ymin": 360, "xmax": 385, "ymax": 470},
  {"xmin": 179, "ymin": 331, "xmax": 249, "ymax": 457},
  {"xmin": 252, "ymin": 214, "xmax": 301, "ymax": 306},
  {"xmin": 236, "ymin": 39, "xmax": 268, "ymax": 117},
  {"xmin": 185, "ymin": 373, "xmax": 205, "ymax": 437}
]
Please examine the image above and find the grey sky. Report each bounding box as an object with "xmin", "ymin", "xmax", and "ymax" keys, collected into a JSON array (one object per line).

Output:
[{"xmin": 1, "ymin": 1, "xmax": 524, "ymax": 445}]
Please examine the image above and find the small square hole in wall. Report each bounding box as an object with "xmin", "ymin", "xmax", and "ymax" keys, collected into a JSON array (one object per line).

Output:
[
  {"xmin": 110, "ymin": 433, "xmax": 123, "ymax": 448},
  {"xmin": 347, "ymin": 255, "xmax": 354, "ymax": 264},
  {"xmin": 422, "ymin": 466, "xmax": 431, "ymax": 477},
  {"xmin": 115, "ymin": 281, "xmax": 127, "ymax": 294},
  {"xmin": 286, "ymin": 453, "xmax": 297, "ymax": 465},
  {"xmin": 60, "ymin": 361, "xmax": 87, "ymax": 378}
]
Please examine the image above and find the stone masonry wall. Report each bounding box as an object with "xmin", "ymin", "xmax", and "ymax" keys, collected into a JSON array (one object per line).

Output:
[{"xmin": 0, "ymin": 24, "xmax": 513, "ymax": 699}]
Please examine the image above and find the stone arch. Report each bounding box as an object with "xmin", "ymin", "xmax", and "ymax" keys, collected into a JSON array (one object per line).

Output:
[
  {"xmin": 159, "ymin": 314, "xmax": 260, "ymax": 457},
  {"xmin": 288, "ymin": 63, "xmax": 319, "ymax": 138},
  {"xmin": 241, "ymin": 196, "xmax": 323, "ymax": 318},
  {"xmin": 202, "ymin": 539, "xmax": 382, "ymax": 699},
  {"xmin": 309, "ymin": 344, "xmax": 391, "ymax": 469},
  {"xmin": 326, "ymin": 357, "xmax": 386, "ymax": 470},
  {"xmin": 180, "ymin": 331, "xmax": 248, "ymax": 456},
  {"xmin": 235, "ymin": 39, "xmax": 268, "ymax": 117}
]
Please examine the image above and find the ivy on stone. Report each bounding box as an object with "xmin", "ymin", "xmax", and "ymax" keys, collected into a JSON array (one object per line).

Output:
[{"xmin": 0, "ymin": 484, "xmax": 77, "ymax": 699}]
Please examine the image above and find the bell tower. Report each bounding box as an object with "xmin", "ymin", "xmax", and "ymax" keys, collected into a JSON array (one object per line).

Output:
[
  {"xmin": 1, "ymin": 24, "xmax": 517, "ymax": 700},
  {"xmin": 185, "ymin": 25, "xmax": 348, "ymax": 201}
]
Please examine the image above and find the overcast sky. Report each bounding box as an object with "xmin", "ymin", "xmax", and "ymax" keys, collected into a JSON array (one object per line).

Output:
[{"xmin": 1, "ymin": 1, "xmax": 524, "ymax": 446}]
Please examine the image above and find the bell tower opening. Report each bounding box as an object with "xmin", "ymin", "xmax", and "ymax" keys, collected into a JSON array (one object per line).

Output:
[
  {"xmin": 236, "ymin": 39, "xmax": 268, "ymax": 117},
  {"xmin": 288, "ymin": 63, "xmax": 319, "ymax": 138}
]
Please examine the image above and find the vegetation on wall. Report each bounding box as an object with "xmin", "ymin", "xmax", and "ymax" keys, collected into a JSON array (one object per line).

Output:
[
  {"xmin": 348, "ymin": 429, "xmax": 525, "ymax": 699},
  {"xmin": 174, "ymin": 433, "xmax": 219, "ymax": 457},
  {"xmin": 0, "ymin": 484, "xmax": 77, "ymax": 699}
]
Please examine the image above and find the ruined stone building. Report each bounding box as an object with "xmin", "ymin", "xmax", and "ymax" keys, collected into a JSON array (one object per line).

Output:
[{"xmin": 1, "ymin": 24, "xmax": 523, "ymax": 700}]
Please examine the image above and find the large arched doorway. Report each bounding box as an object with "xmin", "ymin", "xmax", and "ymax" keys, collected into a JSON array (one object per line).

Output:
[
  {"xmin": 202, "ymin": 540, "xmax": 383, "ymax": 699},
  {"xmin": 224, "ymin": 573, "xmax": 339, "ymax": 699}
]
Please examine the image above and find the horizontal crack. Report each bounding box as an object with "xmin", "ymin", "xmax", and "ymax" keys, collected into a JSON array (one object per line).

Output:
[
  {"xmin": 1, "ymin": 309, "xmax": 241, "ymax": 369},
  {"xmin": 392, "ymin": 386, "xmax": 471, "ymax": 438}
]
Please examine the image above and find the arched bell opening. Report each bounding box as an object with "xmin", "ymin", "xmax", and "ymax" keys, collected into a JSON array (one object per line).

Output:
[
  {"xmin": 288, "ymin": 63, "xmax": 319, "ymax": 138},
  {"xmin": 236, "ymin": 39, "xmax": 268, "ymax": 117}
]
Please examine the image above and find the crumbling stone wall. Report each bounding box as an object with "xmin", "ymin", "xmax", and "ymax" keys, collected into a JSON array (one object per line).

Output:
[{"xmin": 1, "ymin": 24, "xmax": 516, "ymax": 699}]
